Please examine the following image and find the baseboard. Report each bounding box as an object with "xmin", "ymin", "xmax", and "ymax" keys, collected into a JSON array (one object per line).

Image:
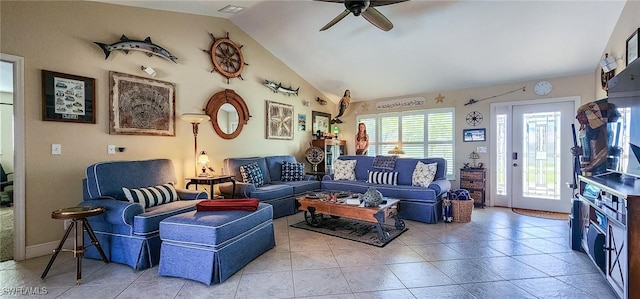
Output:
[{"xmin": 25, "ymin": 237, "xmax": 76, "ymax": 259}]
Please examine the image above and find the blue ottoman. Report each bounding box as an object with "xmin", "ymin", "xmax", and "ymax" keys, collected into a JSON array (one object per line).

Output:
[{"xmin": 158, "ymin": 203, "xmax": 275, "ymax": 285}]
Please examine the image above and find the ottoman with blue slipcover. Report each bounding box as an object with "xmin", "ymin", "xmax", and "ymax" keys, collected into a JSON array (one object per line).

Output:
[{"xmin": 158, "ymin": 202, "xmax": 275, "ymax": 285}]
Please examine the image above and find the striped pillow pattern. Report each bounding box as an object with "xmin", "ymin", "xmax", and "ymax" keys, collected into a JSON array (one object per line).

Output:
[
  {"xmin": 367, "ymin": 170, "xmax": 398, "ymax": 185},
  {"xmin": 122, "ymin": 183, "xmax": 179, "ymax": 208}
]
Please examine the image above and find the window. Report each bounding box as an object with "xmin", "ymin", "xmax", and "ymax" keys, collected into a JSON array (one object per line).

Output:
[{"xmin": 357, "ymin": 108, "xmax": 455, "ymax": 178}]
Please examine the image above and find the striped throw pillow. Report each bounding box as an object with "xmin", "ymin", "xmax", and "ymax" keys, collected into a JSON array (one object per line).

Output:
[
  {"xmin": 367, "ymin": 170, "xmax": 398, "ymax": 185},
  {"xmin": 122, "ymin": 183, "xmax": 179, "ymax": 208}
]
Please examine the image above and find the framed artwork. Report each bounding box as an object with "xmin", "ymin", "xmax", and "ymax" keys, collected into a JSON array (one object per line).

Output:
[
  {"xmin": 312, "ymin": 111, "xmax": 331, "ymax": 135},
  {"xmin": 298, "ymin": 113, "xmax": 306, "ymax": 131},
  {"xmin": 626, "ymin": 28, "xmax": 639, "ymax": 66},
  {"xmin": 266, "ymin": 100, "xmax": 294, "ymax": 140},
  {"xmin": 463, "ymin": 128, "xmax": 486, "ymax": 142},
  {"xmin": 42, "ymin": 70, "xmax": 96, "ymax": 123},
  {"xmin": 109, "ymin": 71, "xmax": 176, "ymax": 136}
]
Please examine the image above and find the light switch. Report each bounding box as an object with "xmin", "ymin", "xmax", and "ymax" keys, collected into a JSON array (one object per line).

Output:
[
  {"xmin": 476, "ymin": 146, "xmax": 487, "ymax": 153},
  {"xmin": 52, "ymin": 144, "xmax": 61, "ymax": 155},
  {"xmin": 108, "ymin": 145, "xmax": 116, "ymax": 155}
]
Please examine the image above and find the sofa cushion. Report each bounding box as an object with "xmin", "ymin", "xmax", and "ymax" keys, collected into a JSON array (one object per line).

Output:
[
  {"xmin": 122, "ymin": 183, "xmax": 178, "ymax": 209},
  {"xmin": 281, "ymin": 161, "xmax": 304, "ymax": 181},
  {"xmin": 334, "ymin": 159, "xmax": 357, "ymax": 180},
  {"xmin": 133, "ymin": 199, "xmax": 204, "ymax": 235},
  {"xmin": 321, "ymin": 180, "xmax": 437, "ymax": 202},
  {"xmin": 223, "ymin": 157, "xmax": 272, "ymax": 185},
  {"xmin": 240, "ymin": 162, "xmax": 265, "ymax": 187},
  {"xmin": 265, "ymin": 155, "xmax": 298, "ymax": 182},
  {"xmin": 248, "ymin": 184, "xmax": 293, "ymax": 201},
  {"xmin": 372, "ymin": 155, "xmax": 398, "ymax": 170},
  {"xmin": 412, "ymin": 161, "xmax": 438, "ymax": 187},
  {"xmin": 272, "ymin": 180, "xmax": 321, "ymax": 195},
  {"xmin": 367, "ymin": 170, "xmax": 398, "ymax": 185}
]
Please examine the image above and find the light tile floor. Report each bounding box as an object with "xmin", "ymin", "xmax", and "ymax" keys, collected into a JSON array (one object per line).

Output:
[{"xmin": 0, "ymin": 207, "xmax": 619, "ymax": 298}]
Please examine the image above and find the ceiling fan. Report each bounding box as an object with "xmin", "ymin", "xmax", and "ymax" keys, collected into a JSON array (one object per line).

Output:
[{"xmin": 316, "ymin": 0, "xmax": 408, "ymax": 32}]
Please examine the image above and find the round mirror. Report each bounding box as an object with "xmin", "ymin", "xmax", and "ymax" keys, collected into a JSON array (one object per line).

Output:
[
  {"xmin": 217, "ymin": 103, "xmax": 239, "ymax": 134},
  {"xmin": 205, "ymin": 89, "xmax": 251, "ymax": 139}
]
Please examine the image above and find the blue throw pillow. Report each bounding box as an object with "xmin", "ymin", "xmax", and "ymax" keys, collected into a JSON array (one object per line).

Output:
[
  {"xmin": 122, "ymin": 183, "xmax": 178, "ymax": 209},
  {"xmin": 281, "ymin": 161, "xmax": 304, "ymax": 181},
  {"xmin": 240, "ymin": 162, "xmax": 265, "ymax": 187}
]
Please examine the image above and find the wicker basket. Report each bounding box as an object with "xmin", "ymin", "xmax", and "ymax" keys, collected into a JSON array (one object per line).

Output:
[{"xmin": 451, "ymin": 199, "xmax": 474, "ymax": 223}]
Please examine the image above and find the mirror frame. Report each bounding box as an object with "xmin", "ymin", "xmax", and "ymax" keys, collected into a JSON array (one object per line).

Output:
[{"xmin": 205, "ymin": 89, "xmax": 251, "ymax": 139}]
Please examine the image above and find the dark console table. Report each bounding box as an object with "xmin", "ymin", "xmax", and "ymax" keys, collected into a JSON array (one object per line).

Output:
[
  {"xmin": 571, "ymin": 172, "xmax": 640, "ymax": 298},
  {"xmin": 185, "ymin": 175, "xmax": 236, "ymax": 199}
]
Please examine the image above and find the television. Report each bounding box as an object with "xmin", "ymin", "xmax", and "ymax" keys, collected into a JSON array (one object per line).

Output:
[{"xmin": 607, "ymin": 58, "xmax": 640, "ymax": 178}]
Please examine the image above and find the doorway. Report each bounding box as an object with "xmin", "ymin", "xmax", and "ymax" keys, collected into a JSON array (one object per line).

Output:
[
  {"xmin": 0, "ymin": 53, "xmax": 25, "ymax": 261},
  {"xmin": 492, "ymin": 97, "xmax": 578, "ymax": 213}
]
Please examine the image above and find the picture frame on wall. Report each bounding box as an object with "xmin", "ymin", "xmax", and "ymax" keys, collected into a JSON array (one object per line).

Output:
[
  {"xmin": 626, "ymin": 28, "xmax": 639, "ymax": 66},
  {"xmin": 312, "ymin": 111, "xmax": 331, "ymax": 135},
  {"xmin": 265, "ymin": 100, "xmax": 294, "ymax": 140},
  {"xmin": 42, "ymin": 70, "xmax": 96, "ymax": 123},
  {"xmin": 463, "ymin": 128, "xmax": 486, "ymax": 142},
  {"xmin": 109, "ymin": 71, "xmax": 176, "ymax": 136}
]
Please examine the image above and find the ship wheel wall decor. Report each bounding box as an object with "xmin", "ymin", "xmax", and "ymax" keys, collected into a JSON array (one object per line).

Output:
[
  {"xmin": 466, "ymin": 111, "xmax": 483, "ymax": 126},
  {"xmin": 204, "ymin": 32, "xmax": 248, "ymax": 83}
]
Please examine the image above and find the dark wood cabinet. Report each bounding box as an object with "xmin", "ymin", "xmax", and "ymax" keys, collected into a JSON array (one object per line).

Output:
[
  {"xmin": 311, "ymin": 139, "xmax": 346, "ymax": 175},
  {"xmin": 460, "ymin": 168, "xmax": 486, "ymax": 208}
]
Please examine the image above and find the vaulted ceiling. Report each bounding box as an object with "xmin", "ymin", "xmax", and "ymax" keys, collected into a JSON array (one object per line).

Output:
[{"xmin": 93, "ymin": 1, "xmax": 627, "ymax": 102}]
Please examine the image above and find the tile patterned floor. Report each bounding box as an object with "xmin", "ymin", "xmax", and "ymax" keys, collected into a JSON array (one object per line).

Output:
[{"xmin": 0, "ymin": 207, "xmax": 619, "ymax": 298}]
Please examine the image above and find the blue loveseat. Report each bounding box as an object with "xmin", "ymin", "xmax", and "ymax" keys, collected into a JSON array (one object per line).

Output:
[
  {"xmin": 81, "ymin": 159, "xmax": 208, "ymax": 270},
  {"xmin": 321, "ymin": 155, "xmax": 451, "ymax": 223},
  {"xmin": 219, "ymin": 155, "xmax": 320, "ymax": 218}
]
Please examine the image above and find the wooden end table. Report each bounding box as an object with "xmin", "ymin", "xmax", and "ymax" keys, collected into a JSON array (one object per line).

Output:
[
  {"xmin": 296, "ymin": 194, "xmax": 405, "ymax": 242},
  {"xmin": 185, "ymin": 175, "xmax": 236, "ymax": 199}
]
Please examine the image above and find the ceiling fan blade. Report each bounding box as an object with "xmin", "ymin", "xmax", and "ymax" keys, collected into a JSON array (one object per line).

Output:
[
  {"xmin": 361, "ymin": 7, "xmax": 393, "ymax": 31},
  {"xmin": 320, "ymin": 9, "xmax": 351, "ymax": 31}
]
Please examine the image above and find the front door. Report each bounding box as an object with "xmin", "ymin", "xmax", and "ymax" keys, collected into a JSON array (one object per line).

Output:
[{"xmin": 511, "ymin": 100, "xmax": 575, "ymax": 213}]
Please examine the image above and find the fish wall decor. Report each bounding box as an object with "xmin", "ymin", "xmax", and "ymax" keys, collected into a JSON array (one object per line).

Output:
[
  {"xmin": 94, "ymin": 35, "xmax": 178, "ymax": 63},
  {"xmin": 264, "ymin": 79, "xmax": 299, "ymax": 96}
]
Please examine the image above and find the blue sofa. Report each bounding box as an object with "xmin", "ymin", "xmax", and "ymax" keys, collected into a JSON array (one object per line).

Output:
[
  {"xmin": 321, "ymin": 155, "xmax": 451, "ymax": 223},
  {"xmin": 81, "ymin": 159, "xmax": 208, "ymax": 270},
  {"xmin": 219, "ymin": 155, "xmax": 321, "ymax": 218}
]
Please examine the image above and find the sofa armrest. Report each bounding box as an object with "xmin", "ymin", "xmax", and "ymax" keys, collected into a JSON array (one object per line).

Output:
[
  {"xmin": 303, "ymin": 174, "xmax": 316, "ymax": 181},
  {"xmin": 219, "ymin": 181, "xmax": 256, "ymax": 198},
  {"xmin": 81, "ymin": 198, "xmax": 143, "ymax": 226},
  {"xmin": 176, "ymin": 189, "xmax": 208, "ymax": 200},
  {"xmin": 428, "ymin": 179, "xmax": 451, "ymax": 197},
  {"xmin": 322, "ymin": 174, "xmax": 334, "ymax": 181}
]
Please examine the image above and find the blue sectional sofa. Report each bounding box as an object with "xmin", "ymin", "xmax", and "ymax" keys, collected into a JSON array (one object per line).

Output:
[
  {"xmin": 321, "ymin": 155, "xmax": 451, "ymax": 223},
  {"xmin": 81, "ymin": 159, "xmax": 208, "ymax": 270},
  {"xmin": 219, "ymin": 155, "xmax": 321, "ymax": 218}
]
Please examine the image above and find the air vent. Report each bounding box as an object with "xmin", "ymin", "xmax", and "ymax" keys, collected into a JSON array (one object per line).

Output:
[{"xmin": 218, "ymin": 5, "xmax": 245, "ymax": 14}]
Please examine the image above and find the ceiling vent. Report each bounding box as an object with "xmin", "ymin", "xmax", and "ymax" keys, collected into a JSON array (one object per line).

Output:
[{"xmin": 218, "ymin": 5, "xmax": 245, "ymax": 14}]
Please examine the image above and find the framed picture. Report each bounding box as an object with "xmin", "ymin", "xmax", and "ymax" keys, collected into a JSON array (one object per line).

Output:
[
  {"xmin": 109, "ymin": 71, "xmax": 176, "ymax": 136},
  {"xmin": 463, "ymin": 128, "xmax": 486, "ymax": 142},
  {"xmin": 266, "ymin": 100, "xmax": 294, "ymax": 140},
  {"xmin": 312, "ymin": 111, "xmax": 331, "ymax": 135},
  {"xmin": 42, "ymin": 70, "xmax": 96, "ymax": 123},
  {"xmin": 298, "ymin": 113, "xmax": 306, "ymax": 131},
  {"xmin": 627, "ymin": 28, "xmax": 639, "ymax": 66}
]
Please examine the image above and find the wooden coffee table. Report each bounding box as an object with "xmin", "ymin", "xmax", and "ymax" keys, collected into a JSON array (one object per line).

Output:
[{"xmin": 296, "ymin": 193, "xmax": 405, "ymax": 242}]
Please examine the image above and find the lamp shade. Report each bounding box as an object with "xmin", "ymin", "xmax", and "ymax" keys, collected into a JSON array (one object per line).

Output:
[
  {"xmin": 468, "ymin": 151, "xmax": 480, "ymax": 160},
  {"xmin": 388, "ymin": 146, "xmax": 405, "ymax": 155},
  {"xmin": 197, "ymin": 151, "xmax": 210, "ymax": 165},
  {"xmin": 600, "ymin": 54, "xmax": 618, "ymax": 73},
  {"xmin": 181, "ymin": 113, "xmax": 210, "ymax": 124}
]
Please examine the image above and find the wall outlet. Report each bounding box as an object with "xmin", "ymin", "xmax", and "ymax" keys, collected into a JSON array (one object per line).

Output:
[
  {"xmin": 52, "ymin": 144, "xmax": 61, "ymax": 155},
  {"xmin": 108, "ymin": 145, "xmax": 116, "ymax": 155}
]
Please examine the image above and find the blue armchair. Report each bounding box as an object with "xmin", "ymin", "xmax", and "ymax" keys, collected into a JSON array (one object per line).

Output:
[{"xmin": 81, "ymin": 159, "xmax": 207, "ymax": 270}]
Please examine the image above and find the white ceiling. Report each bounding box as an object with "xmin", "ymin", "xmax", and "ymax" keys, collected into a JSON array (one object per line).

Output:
[{"xmin": 96, "ymin": 1, "xmax": 627, "ymax": 102}]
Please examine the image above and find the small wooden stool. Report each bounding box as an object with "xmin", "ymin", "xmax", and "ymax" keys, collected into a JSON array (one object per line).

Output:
[{"xmin": 41, "ymin": 206, "xmax": 109, "ymax": 284}]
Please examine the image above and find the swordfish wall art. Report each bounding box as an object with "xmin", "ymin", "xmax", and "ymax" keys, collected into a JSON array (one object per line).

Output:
[{"xmin": 94, "ymin": 35, "xmax": 178, "ymax": 63}]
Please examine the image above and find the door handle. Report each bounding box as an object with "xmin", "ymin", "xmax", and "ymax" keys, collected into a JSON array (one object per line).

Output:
[{"xmin": 513, "ymin": 163, "xmax": 519, "ymax": 167}]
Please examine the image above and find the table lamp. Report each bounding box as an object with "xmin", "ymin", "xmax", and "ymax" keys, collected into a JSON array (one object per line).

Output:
[
  {"xmin": 197, "ymin": 151, "xmax": 211, "ymax": 177},
  {"xmin": 469, "ymin": 151, "xmax": 480, "ymax": 168},
  {"xmin": 388, "ymin": 146, "xmax": 405, "ymax": 156}
]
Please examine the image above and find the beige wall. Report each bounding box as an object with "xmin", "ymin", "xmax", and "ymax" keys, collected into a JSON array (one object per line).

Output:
[
  {"xmin": 0, "ymin": 1, "xmax": 335, "ymax": 247},
  {"xmin": 595, "ymin": 0, "xmax": 640, "ymax": 99}
]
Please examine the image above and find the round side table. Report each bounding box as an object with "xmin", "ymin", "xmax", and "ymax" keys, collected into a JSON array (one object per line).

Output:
[{"xmin": 41, "ymin": 206, "xmax": 109, "ymax": 284}]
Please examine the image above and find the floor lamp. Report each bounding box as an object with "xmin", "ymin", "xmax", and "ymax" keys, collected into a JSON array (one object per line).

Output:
[{"xmin": 181, "ymin": 113, "xmax": 210, "ymax": 176}]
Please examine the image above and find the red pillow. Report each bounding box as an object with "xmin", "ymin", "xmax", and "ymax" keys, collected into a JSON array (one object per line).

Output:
[{"xmin": 196, "ymin": 199, "xmax": 259, "ymax": 211}]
